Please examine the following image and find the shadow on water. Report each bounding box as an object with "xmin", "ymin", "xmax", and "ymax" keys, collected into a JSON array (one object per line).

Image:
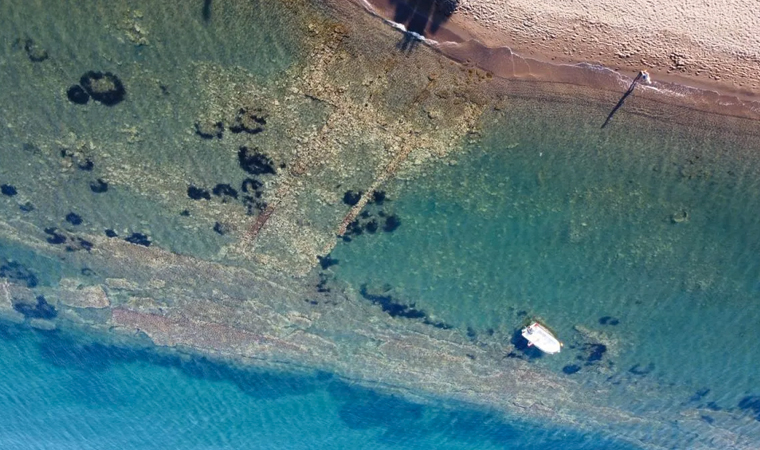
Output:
[
  {"xmin": 388, "ymin": 0, "xmax": 460, "ymax": 52},
  {"xmin": 510, "ymin": 328, "xmax": 544, "ymax": 359}
]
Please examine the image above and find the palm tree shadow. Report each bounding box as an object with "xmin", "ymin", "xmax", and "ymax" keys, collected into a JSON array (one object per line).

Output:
[
  {"xmin": 601, "ymin": 73, "xmax": 643, "ymax": 128},
  {"xmin": 389, "ymin": 0, "xmax": 460, "ymax": 53}
]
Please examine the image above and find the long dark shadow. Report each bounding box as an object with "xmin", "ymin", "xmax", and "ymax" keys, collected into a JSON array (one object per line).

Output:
[
  {"xmin": 388, "ymin": 0, "xmax": 460, "ymax": 52},
  {"xmin": 601, "ymin": 73, "xmax": 643, "ymax": 129},
  {"xmin": 202, "ymin": 0, "xmax": 212, "ymax": 23}
]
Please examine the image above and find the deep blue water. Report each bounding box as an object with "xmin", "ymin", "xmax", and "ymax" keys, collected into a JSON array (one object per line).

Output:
[{"xmin": 0, "ymin": 320, "xmax": 639, "ymax": 450}]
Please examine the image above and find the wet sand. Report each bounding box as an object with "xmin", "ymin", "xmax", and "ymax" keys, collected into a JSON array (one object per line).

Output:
[{"xmin": 348, "ymin": 0, "xmax": 760, "ymax": 121}]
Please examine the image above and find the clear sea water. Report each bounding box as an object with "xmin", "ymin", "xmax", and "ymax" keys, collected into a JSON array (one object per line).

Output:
[{"xmin": 2, "ymin": 0, "xmax": 760, "ymax": 448}]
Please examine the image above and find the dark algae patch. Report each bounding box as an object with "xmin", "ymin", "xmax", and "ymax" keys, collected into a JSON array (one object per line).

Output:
[
  {"xmin": 90, "ymin": 179, "xmax": 108, "ymax": 193},
  {"xmin": 13, "ymin": 295, "xmax": 56, "ymax": 320},
  {"xmin": 563, "ymin": 364, "xmax": 581, "ymax": 375},
  {"xmin": 598, "ymin": 316, "xmax": 620, "ymax": 326},
  {"xmin": 343, "ymin": 190, "xmax": 362, "ymax": 206},
  {"xmin": 1, "ymin": 184, "xmax": 17, "ymax": 196},
  {"xmin": 79, "ymin": 71, "xmax": 126, "ymax": 106},
  {"xmin": 195, "ymin": 120, "xmax": 224, "ymax": 139},
  {"xmin": 187, "ymin": 185, "xmax": 211, "ymax": 200},
  {"xmin": 738, "ymin": 396, "xmax": 760, "ymax": 421},
  {"xmin": 0, "ymin": 260, "xmax": 38, "ymax": 288},
  {"xmin": 238, "ymin": 147, "xmax": 275, "ymax": 175},
  {"xmin": 125, "ymin": 233, "xmax": 151, "ymax": 247},
  {"xmin": 317, "ymin": 254, "xmax": 338, "ymax": 270},
  {"xmin": 104, "ymin": 229, "xmax": 118, "ymax": 238},
  {"xmin": 359, "ymin": 284, "xmax": 426, "ymax": 320},
  {"xmin": 212, "ymin": 183, "xmax": 238, "ymax": 201},
  {"xmin": 65, "ymin": 212, "xmax": 83, "ymax": 226},
  {"xmin": 383, "ymin": 214, "xmax": 401, "ymax": 232},
  {"xmin": 229, "ymin": 107, "xmax": 267, "ymax": 134},
  {"xmin": 629, "ymin": 363, "xmax": 655, "ymax": 376},
  {"xmin": 67, "ymin": 85, "xmax": 90, "ymax": 104},
  {"xmin": 23, "ymin": 38, "xmax": 49, "ymax": 62},
  {"xmin": 44, "ymin": 227, "xmax": 67, "ymax": 245}
]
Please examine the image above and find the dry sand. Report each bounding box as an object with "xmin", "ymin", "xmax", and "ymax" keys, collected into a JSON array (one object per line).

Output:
[{"xmin": 350, "ymin": 0, "xmax": 760, "ymax": 117}]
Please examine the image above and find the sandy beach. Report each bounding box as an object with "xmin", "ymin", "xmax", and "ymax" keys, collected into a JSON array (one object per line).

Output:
[{"xmin": 348, "ymin": 0, "xmax": 760, "ymax": 118}]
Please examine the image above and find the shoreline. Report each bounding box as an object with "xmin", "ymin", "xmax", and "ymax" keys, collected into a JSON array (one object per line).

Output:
[{"xmin": 346, "ymin": 0, "xmax": 760, "ymax": 122}]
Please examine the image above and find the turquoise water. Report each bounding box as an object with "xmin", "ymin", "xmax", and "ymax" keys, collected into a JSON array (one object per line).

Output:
[
  {"xmin": 2, "ymin": 0, "xmax": 760, "ymax": 447},
  {"xmin": 0, "ymin": 321, "xmax": 638, "ymax": 450}
]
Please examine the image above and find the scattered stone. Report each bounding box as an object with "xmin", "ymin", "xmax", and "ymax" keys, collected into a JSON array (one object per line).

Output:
[
  {"xmin": 90, "ymin": 179, "xmax": 108, "ymax": 193},
  {"xmin": 104, "ymin": 229, "xmax": 118, "ymax": 238},
  {"xmin": 19, "ymin": 202, "xmax": 34, "ymax": 212},
  {"xmin": 13, "ymin": 295, "xmax": 56, "ymax": 320},
  {"xmin": 562, "ymin": 364, "xmax": 581, "ymax": 375},
  {"xmin": 343, "ymin": 190, "xmax": 362, "ymax": 206},
  {"xmin": 383, "ymin": 214, "xmax": 401, "ymax": 232},
  {"xmin": 229, "ymin": 107, "xmax": 267, "ymax": 134},
  {"xmin": 125, "ymin": 232, "xmax": 151, "ymax": 247},
  {"xmin": 317, "ymin": 255, "xmax": 338, "ymax": 270},
  {"xmin": 187, "ymin": 185, "xmax": 211, "ymax": 200},
  {"xmin": 66, "ymin": 85, "xmax": 90, "ymax": 104},
  {"xmin": 238, "ymin": 147, "xmax": 276, "ymax": 175},
  {"xmin": 195, "ymin": 120, "xmax": 223, "ymax": 139},
  {"xmin": 1, "ymin": 184, "xmax": 17, "ymax": 196},
  {"xmin": 65, "ymin": 212, "xmax": 83, "ymax": 225},
  {"xmin": 179, "ymin": 209, "xmax": 190, "ymax": 216},
  {"xmin": 79, "ymin": 71, "xmax": 126, "ymax": 106},
  {"xmin": 598, "ymin": 316, "xmax": 620, "ymax": 326},
  {"xmin": 24, "ymin": 39, "xmax": 48, "ymax": 62}
]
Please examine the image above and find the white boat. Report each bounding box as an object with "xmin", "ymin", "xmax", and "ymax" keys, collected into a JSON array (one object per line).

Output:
[{"xmin": 521, "ymin": 321, "xmax": 563, "ymax": 354}]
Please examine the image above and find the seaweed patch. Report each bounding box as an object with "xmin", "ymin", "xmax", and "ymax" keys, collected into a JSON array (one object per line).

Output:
[
  {"xmin": 229, "ymin": 107, "xmax": 267, "ymax": 134},
  {"xmin": 187, "ymin": 185, "xmax": 211, "ymax": 200},
  {"xmin": 562, "ymin": 364, "xmax": 581, "ymax": 375},
  {"xmin": 629, "ymin": 363, "xmax": 655, "ymax": 376}
]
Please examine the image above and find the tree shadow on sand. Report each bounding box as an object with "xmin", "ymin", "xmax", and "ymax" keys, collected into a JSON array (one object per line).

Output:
[{"xmin": 389, "ymin": 0, "xmax": 460, "ymax": 52}]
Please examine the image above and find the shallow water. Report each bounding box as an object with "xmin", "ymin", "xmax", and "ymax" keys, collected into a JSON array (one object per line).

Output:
[{"xmin": 2, "ymin": 0, "xmax": 760, "ymax": 448}]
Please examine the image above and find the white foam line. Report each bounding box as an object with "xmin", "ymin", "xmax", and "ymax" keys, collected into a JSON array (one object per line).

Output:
[{"xmin": 385, "ymin": 20, "xmax": 439, "ymax": 45}]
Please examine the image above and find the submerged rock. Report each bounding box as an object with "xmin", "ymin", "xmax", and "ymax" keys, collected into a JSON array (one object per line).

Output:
[
  {"xmin": 343, "ymin": 190, "xmax": 362, "ymax": 206},
  {"xmin": 187, "ymin": 185, "xmax": 211, "ymax": 200},
  {"xmin": 65, "ymin": 212, "xmax": 83, "ymax": 226},
  {"xmin": 125, "ymin": 232, "xmax": 151, "ymax": 247}
]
